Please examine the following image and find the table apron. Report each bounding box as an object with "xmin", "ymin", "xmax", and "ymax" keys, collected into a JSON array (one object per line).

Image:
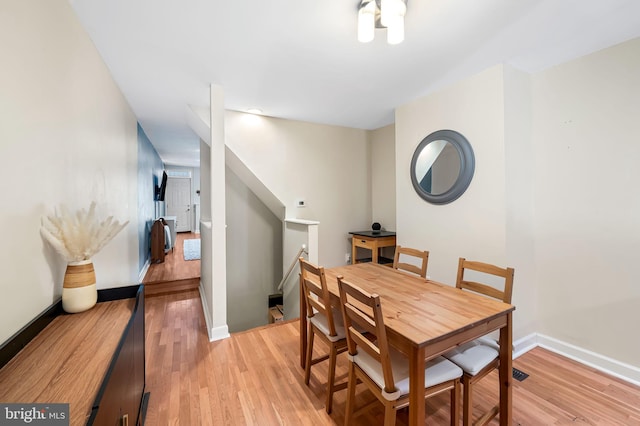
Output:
[{"xmin": 388, "ymin": 314, "xmax": 509, "ymax": 360}]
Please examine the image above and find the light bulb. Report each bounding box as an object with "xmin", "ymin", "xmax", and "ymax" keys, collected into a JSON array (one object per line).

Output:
[
  {"xmin": 358, "ymin": 1, "xmax": 375, "ymax": 43},
  {"xmin": 380, "ymin": 0, "xmax": 393, "ymax": 27},
  {"xmin": 386, "ymin": 14, "xmax": 404, "ymax": 44}
]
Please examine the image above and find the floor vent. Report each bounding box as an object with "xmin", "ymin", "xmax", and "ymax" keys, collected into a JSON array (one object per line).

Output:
[{"xmin": 512, "ymin": 368, "xmax": 529, "ymax": 381}]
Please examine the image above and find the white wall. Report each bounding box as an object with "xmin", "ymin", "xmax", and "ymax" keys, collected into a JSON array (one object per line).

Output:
[
  {"xmin": 0, "ymin": 0, "xmax": 139, "ymax": 343},
  {"xmin": 532, "ymin": 38, "xmax": 640, "ymax": 366},
  {"xmin": 224, "ymin": 111, "xmax": 371, "ymax": 268}
]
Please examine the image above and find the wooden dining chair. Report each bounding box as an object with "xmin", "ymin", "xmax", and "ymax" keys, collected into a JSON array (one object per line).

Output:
[
  {"xmin": 299, "ymin": 257, "xmax": 348, "ymax": 414},
  {"xmin": 337, "ymin": 276, "xmax": 462, "ymax": 426},
  {"xmin": 445, "ymin": 257, "xmax": 515, "ymax": 426},
  {"xmin": 392, "ymin": 245, "xmax": 429, "ymax": 278}
]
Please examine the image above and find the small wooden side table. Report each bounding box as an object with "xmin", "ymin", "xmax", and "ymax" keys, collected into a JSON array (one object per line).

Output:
[{"xmin": 349, "ymin": 230, "xmax": 396, "ymax": 265}]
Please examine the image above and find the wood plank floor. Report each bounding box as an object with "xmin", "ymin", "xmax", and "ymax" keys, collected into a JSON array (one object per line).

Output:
[
  {"xmin": 143, "ymin": 232, "xmax": 200, "ymax": 295},
  {"xmin": 144, "ymin": 290, "xmax": 640, "ymax": 425}
]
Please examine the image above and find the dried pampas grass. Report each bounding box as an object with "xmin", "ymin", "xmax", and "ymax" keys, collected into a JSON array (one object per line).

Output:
[{"xmin": 41, "ymin": 202, "xmax": 129, "ymax": 262}]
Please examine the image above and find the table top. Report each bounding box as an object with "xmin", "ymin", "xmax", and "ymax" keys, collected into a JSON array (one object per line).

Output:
[
  {"xmin": 324, "ymin": 263, "xmax": 514, "ymax": 352},
  {"xmin": 349, "ymin": 230, "xmax": 396, "ymax": 238}
]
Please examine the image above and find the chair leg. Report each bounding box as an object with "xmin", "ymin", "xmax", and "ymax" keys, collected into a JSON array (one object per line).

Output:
[
  {"xmin": 344, "ymin": 363, "xmax": 357, "ymax": 426},
  {"xmin": 383, "ymin": 400, "xmax": 396, "ymax": 426},
  {"xmin": 304, "ymin": 329, "xmax": 315, "ymax": 385},
  {"xmin": 462, "ymin": 374, "xmax": 473, "ymax": 426},
  {"xmin": 325, "ymin": 343, "xmax": 338, "ymax": 414},
  {"xmin": 450, "ymin": 380, "xmax": 460, "ymax": 426}
]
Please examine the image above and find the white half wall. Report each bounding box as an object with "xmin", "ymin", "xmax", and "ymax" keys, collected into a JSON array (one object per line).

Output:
[
  {"xmin": 207, "ymin": 85, "xmax": 229, "ymax": 341},
  {"xmin": 282, "ymin": 219, "xmax": 319, "ymax": 320}
]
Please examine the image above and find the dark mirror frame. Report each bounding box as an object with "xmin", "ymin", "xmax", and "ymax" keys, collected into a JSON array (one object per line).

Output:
[{"xmin": 410, "ymin": 129, "xmax": 475, "ymax": 205}]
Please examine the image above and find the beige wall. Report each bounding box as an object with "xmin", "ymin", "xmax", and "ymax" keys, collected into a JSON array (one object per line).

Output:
[
  {"xmin": 392, "ymin": 38, "xmax": 640, "ymax": 373},
  {"xmin": 396, "ymin": 65, "xmax": 508, "ymax": 285},
  {"xmin": 224, "ymin": 111, "xmax": 371, "ymax": 268},
  {"xmin": 370, "ymin": 124, "xmax": 396, "ymax": 231},
  {"xmin": 0, "ymin": 0, "xmax": 139, "ymax": 343},
  {"xmin": 225, "ymin": 166, "xmax": 282, "ymax": 332},
  {"xmin": 504, "ymin": 66, "xmax": 538, "ymax": 339},
  {"xmin": 532, "ymin": 38, "xmax": 640, "ymax": 366},
  {"xmin": 395, "ymin": 64, "xmax": 537, "ymax": 342}
]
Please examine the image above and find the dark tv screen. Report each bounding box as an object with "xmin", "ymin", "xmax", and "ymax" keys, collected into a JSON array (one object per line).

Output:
[{"xmin": 155, "ymin": 171, "xmax": 168, "ymax": 201}]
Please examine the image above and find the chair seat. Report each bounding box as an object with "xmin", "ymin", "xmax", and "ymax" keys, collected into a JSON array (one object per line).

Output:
[
  {"xmin": 444, "ymin": 338, "xmax": 499, "ymax": 376},
  {"xmin": 309, "ymin": 308, "xmax": 346, "ymax": 342},
  {"xmin": 352, "ymin": 346, "xmax": 462, "ymax": 400}
]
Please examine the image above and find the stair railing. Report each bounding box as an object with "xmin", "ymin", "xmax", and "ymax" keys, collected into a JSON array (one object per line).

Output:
[{"xmin": 277, "ymin": 244, "xmax": 308, "ymax": 292}]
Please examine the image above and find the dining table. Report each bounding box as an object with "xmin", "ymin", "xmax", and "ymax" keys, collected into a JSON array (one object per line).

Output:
[{"xmin": 298, "ymin": 262, "xmax": 515, "ymax": 426}]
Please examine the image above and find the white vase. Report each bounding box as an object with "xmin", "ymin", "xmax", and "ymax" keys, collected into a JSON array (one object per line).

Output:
[{"xmin": 62, "ymin": 259, "xmax": 98, "ymax": 313}]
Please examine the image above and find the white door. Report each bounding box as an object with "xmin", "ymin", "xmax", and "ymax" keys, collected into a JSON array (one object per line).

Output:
[{"xmin": 165, "ymin": 177, "xmax": 192, "ymax": 232}]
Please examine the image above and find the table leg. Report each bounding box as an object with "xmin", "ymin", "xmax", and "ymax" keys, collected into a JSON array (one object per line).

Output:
[
  {"xmin": 372, "ymin": 242, "xmax": 379, "ymax": 264},
  {"xmin": 351, "ymin": 241, "xmax": 357, "ymax": 265},
  {"xmin": 299, "ymin": 273, "xmax": 307, "ymax": 369},
  {"xmin": 499, "ymin": 312, "xmax": 513, "ymax": 425},
  {"xmin": 408, "ymin": 346, "xmax": 425, "ymax": 426}
]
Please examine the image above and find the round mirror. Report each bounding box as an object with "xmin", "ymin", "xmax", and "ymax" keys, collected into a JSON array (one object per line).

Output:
[{"xmin": 410, "ymin": 129, "xmax": 475, "ymax": 205}]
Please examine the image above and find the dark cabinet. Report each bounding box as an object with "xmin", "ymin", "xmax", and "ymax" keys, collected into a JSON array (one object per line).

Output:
[
  {"xmin": 89, "ymin": 286, "xmax": 147, "ymax": 425},
  {"xmin": 0, "ymin": 285, "xmax": 147, "ymax": 426}
]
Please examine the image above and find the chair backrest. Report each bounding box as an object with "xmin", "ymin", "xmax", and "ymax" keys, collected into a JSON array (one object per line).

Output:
[
  {"xmin": 338, "ymin": 276, "xmax": 396, "ymax": 394},
  {"xmin": 455, "ymin": 258, "xmax": 514, "ymax": 303},
  {"xmin": 392, "ymin": 246, "xmax": 429, "ymax": 278},
  {"xmin": 299, "ymin": 257, "xmax": 340, "ymax": 337}
]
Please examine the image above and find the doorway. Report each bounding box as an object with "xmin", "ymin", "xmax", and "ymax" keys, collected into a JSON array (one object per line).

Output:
[{"xmin": 165, "ymin": 177, "xmax": 192, "ymax": 232}]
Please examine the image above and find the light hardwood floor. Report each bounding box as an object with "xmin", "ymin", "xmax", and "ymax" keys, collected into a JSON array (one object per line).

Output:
[
  {"xmin": 143, "ymin": 232, "xmax": 200, "ymax": 295},
  {"xmin": 144, "ymin": 290, "xmax": 640, "ymax": 425}
]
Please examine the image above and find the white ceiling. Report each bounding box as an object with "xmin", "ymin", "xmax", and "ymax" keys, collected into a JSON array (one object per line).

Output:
[{"xmin": 70, "ymin": 0, "xmax": 640, "ymax": 167}]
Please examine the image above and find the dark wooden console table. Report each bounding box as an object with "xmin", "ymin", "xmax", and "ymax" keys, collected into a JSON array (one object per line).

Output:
[
  {"xmin": 0, "ymin": 285, "xmax": 147, "ymax": 425},
  {"xmin": 349, "ymin": 230, "xmax": 397, "ymax": 265}
]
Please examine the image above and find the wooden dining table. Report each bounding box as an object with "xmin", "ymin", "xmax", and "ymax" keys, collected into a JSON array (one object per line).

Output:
[{"xmin": 298, "ymin": 262, "xmax": 515, "ymax": 426}]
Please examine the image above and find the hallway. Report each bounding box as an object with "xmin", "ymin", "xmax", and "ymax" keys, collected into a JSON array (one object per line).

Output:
[{"xmin": 143, "ymin": 232, "xmax": 201, "ymax": 295}]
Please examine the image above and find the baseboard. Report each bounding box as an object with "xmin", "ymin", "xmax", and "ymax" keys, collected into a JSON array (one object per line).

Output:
[
  {"xmin": 198, "ymin": 281, "xmax": 213, "ymax": 340},
  {"xmin": 513, "ymin": 333, "xmax": 538, "ymax": 359},
  {"xmin": 483, "ymin": 332, "xmax": 639, "ymax": 387},
  {"xmin": 198, "ymin": 282, "xmax": 229, "ymax": 342},
  {"xmin": 209, "ymin": 325, "xmax": 230, "ymax": 342},
  {"xmin": 537, "ymin": 334, "xmax": 640, "ymax": 387},
  {"xmin": 138, "ymin": 259, "xmax": 150, "ymax": 283},
  {"xmin": 98, "ymin": 285, "xmax": 141, "ymax": 302}
]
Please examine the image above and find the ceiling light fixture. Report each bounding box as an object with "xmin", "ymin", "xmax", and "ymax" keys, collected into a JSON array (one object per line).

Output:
[
  {"xmin": 358, "ymin": 0, "xmax": 407, "ymax": 44},
  {"xmin": 246, "ymin": 108, "xmax": 263, "ymax": 115}
]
